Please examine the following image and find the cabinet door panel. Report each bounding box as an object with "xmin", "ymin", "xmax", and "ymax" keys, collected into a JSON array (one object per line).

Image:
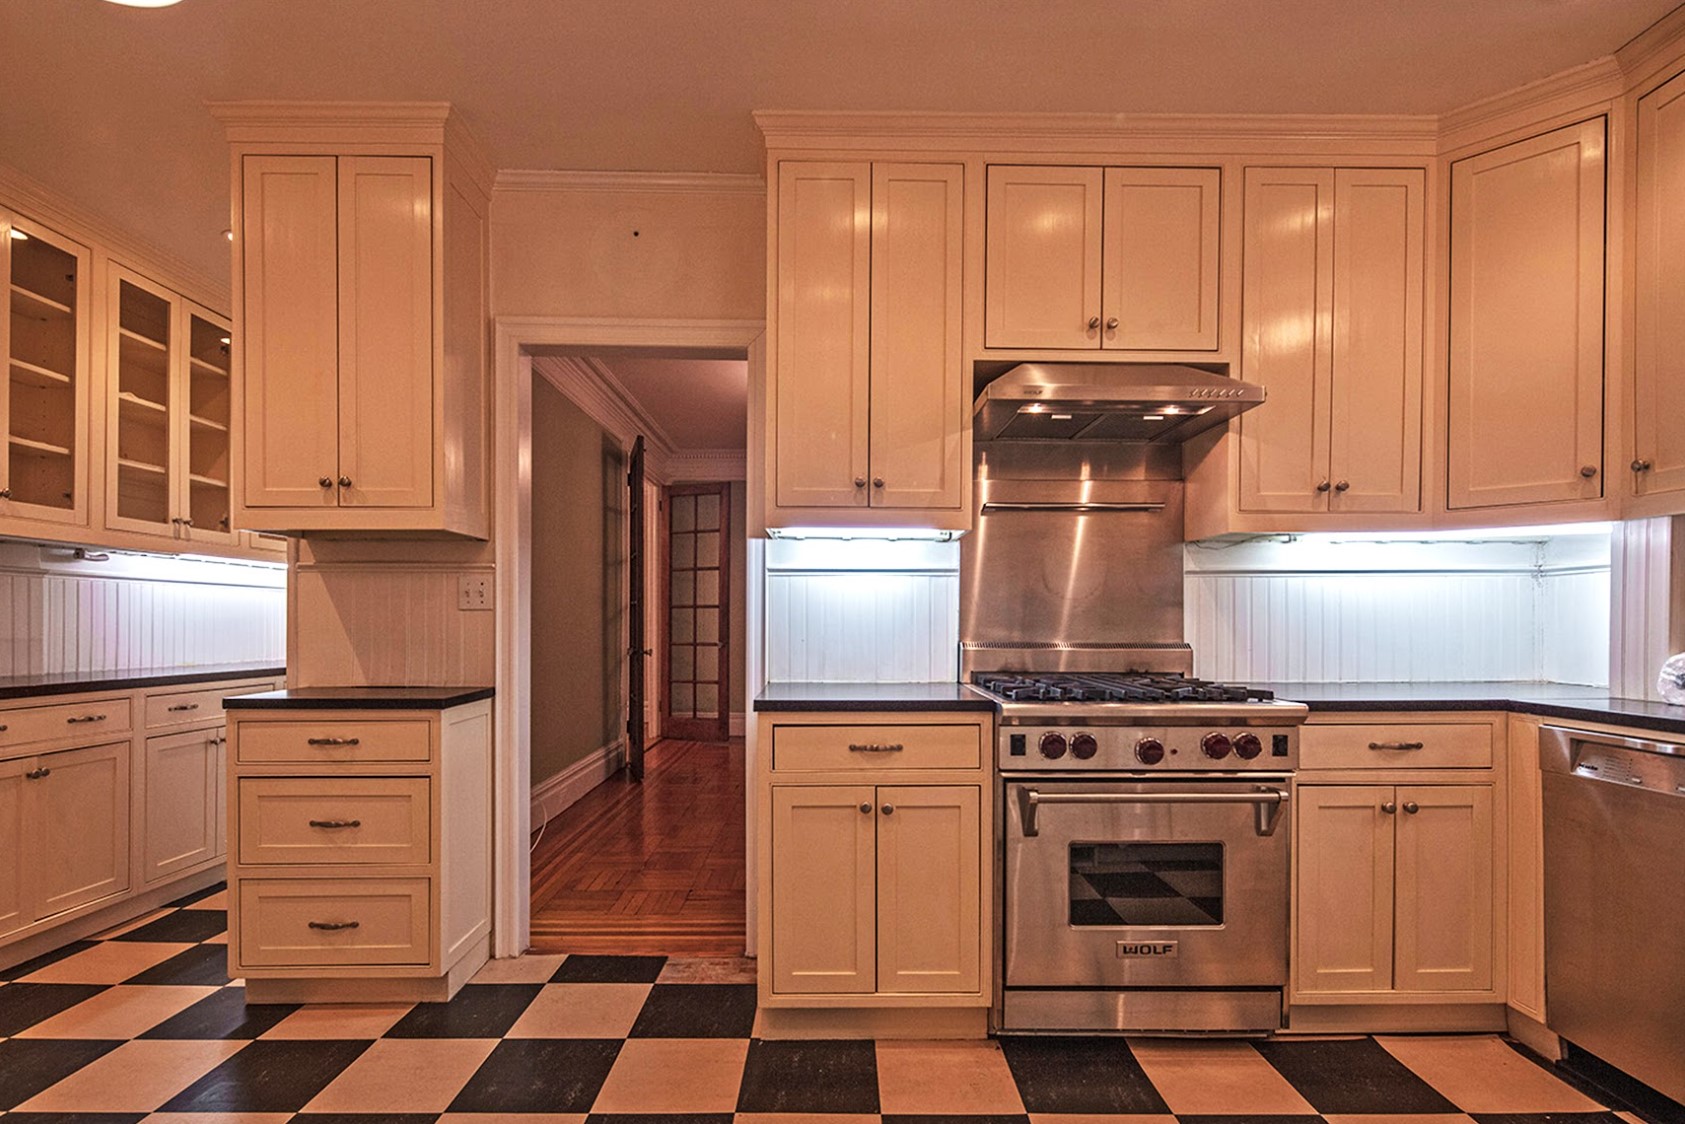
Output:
[
  {"xmin": 337, "ymin": 156, "xmax": 434, "ymax": 509},
  {"xmin": 770, "ymin": 784, "xmax": 876, "ymax": 994},
  {"xmin": 1102, "ymin": 167, "xmax": 1220, "ymax": 350},
  {"xmin": 985, "ymin": 166, "xmax": 1103, "ymax": 349},
  {"xmin": 1294, "ymin": 785, "xmax": 1393, "ymax": 993},
  {"xmin": 876, "ymin": 785, "xmax": 980, "ymax": 994},
  {"xmin": 1394, "ymin": 784, "xmax": 1494, "ymax": 992},
  {"xmin": 27, "ymin": 741, "xmax": 130, "ymax": 919},
  {"xmin": 869, "ymin": 163, "xmax": 965, "ymax": 511},
  {"xmin": 1448, "ymin": 119, "xmax": 1605, "ymax": 509},
  {"xmin": 241, "ymin": 155, "xmax": 341, "ymax": 508},
  {"xmin": 1330, "ymin": 169, "xmax": 1424, "ymax": 513},
  {"xmin": 1635, "ymin": 70, "xmax": 1685, "ymax": 498},
  {"xmin": 142, "ymin": 728, "xmax": 220, "ymax": 883},
  {"xmin": 774, "ymin": 162, "xmax": 871, "ymax": 509},
  {"xmin": 0, "ymin": 759, "xmax": 26, "ymax": 937},
  {"xmin": 1240, "ymin": 168, "xmax": 1334, "ymax": 513},
  {"xmin": 106, "ymin": 267, "xmax": 182, "ymax": 539}
]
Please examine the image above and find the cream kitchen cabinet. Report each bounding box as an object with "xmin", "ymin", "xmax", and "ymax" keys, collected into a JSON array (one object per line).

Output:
[
  {"xmin": 1448, "ymin": 118, "xmax": 1606, "ymax": 511},
  {"xmin": 1239, "ymin": 167, "xmax": 1424, "ymax": 515},
  {"xmin": 219, "ymin": 104, "xmax": 491, "ymax": 539},
  {"xmin": 984, "ymin": 165, "xmax": 1220, "ymax": 351},
  {"xmin": 769, "ymin": 161, "xmax": 966, "ymax": 528},
  {"xmin": 0, "ymin": 740, "xmax": 131, "ymax": 938},
  {"xmin": 1632, "ymin": 67, "xmax": 1685, "ymax": 505},
  {"xmin": 141, "ymin": 727, "xmax": 224, "ymax": 884}
]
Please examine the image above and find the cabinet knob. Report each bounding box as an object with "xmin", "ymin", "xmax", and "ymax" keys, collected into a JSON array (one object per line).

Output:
[
  {"xmin": 859, "ymin": 802, "xmax": 873, "ymax": 814},
  {"xmin": 1633, "ymin": 459, "xmax": 1653, "ymax": 473},
  {"xmin": 1087, "ymin": 316, "xmax": 1101, "ymax": 330},
  {"xmin": 338, "ymin": 476, "xmax": 353, "ymax": 488},
  {"xmin": 854, "ymin": 476, "xmax": 867, "ymax": 489},
  {"xmin": 1381, "ymin": 801, "xmax": 1397, "ymax": 814},
  {"xmin": 1316, "ymin": 480, "xmax": 1332, "ymax": 493},
  {"xmin": 872, "ymin": 477, "xmax": 884, "ymax": 489},
  {"xmin": 0, "ymin": 488, "xmax": 11, "ymax": 499},
  {"xmin": 24, "ymin": 767, "xmax": 50, "ymax": 780},
  {"xmin": 881, "ymin": 803, "xmax": 895, "ymax": 815},
  {"xmin": 1334, "ymin": 480, "xmax": 1350, "ymax": 492},
  {"xmin": 1105, "ymin": 317, "xmax": 1119, "ymax": 330},
  {"xmin": 1579, "ymin": 465, "xmax": 1598, "ymax": 478},
  {"xmin": 319, "ymin": 477, "xmax": 334, "ymax": 488},
  {"xmin": 1403, "ymin": 801, "xmax": 1420, "ymax": 814}
]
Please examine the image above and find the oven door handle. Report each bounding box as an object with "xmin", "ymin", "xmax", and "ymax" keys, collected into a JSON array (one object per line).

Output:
[{"xmin": 1016, "ymin": 786, "xmax": 1291, "ymax": 838}]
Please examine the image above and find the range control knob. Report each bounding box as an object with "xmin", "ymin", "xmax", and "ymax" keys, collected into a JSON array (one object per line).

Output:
[
  {"xmin": 1233, "ymin": 732, "xmax": 1264, "ymax": 760},
  {"xmin": 1201, "ymin": 732, "xmax": 1233, "ymax": 760},
  {"xmin": 1134, "ymin": 736, "xmax": 1165, "ymax": 765},
  {"xmin": 1071, "ymin": 732, "xmax": 1099, "ymax": 760},
  {"xmin": 1039, "ymin": 732, "xmax": 1068, "ymax": 760}
]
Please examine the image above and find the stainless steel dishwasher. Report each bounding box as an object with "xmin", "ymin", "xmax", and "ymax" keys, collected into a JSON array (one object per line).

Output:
[{"xmin": 1541, "ymin": 725, "xmax": 1685, "ymax": 1105}]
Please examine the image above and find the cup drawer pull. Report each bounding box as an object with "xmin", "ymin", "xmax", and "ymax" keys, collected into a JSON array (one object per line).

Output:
[
  {"xmin": 848, "ymin": 742, "xmax": 905, "ymax": 753},
  {"xmin": 307, "ymin": 819, "xmax": 362, "ymax": 830},
  {"xmin": 66, "ymin": 714, "xmax": 107, "ymax": 724},
  {"xmin": 307, "ymin": 920, "xmax": 361, "ymax": 932},
  {"xmin": 1368, "ymin": 741, "xmax": 1425, "ymax": 751},
  {"xmin": 306, "ymin": 737, "xmax": 362, "ymax": 747},
  {"xmin": 167, "ymin": 703, "xmax": 201, "ymax": 712}
]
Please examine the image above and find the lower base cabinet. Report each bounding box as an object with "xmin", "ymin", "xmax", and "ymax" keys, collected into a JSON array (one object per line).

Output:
[
  {"xmin": 0, "ymin": 741, "xmax": 131, "ymax": 938},
  {"xmin": 142, "ymin": 727, "xmax": 224, "ymax": 883}
]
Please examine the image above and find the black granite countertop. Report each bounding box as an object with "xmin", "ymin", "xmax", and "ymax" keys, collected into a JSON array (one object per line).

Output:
[
  {"xmin": 1258, "ymin": 681, "xmax": 1685, "ymax": 738},
  {"xmin": 224, "ymin": 686, "xmax": 495, "ymax": 710},
  {"xmin": 754, "ymin": 682, "xmax": 997, "ymax": 713},
  {"xmin": 0, "ymin": 662, "xmax": 286, "ymax": 702}
]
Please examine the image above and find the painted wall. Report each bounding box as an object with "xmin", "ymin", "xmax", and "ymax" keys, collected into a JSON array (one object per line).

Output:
[
  {"xmin": 530, "ymin": 378, "xmax": 626, "ymax": 785},
  {"xmin": 728, "ymin": 480, "xmax": 747, "ymax": 715}
]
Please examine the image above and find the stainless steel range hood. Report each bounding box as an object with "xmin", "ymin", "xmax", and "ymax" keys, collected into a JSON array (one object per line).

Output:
[{"xmin": 974, "ymin": 362, "xmax": 1264, "ymax": 442}]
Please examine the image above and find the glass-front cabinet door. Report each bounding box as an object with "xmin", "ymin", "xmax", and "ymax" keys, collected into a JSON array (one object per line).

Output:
[
  {"xmin": 2, "ymin": 208, "xmax": 90, "ymax": 525},
  {"xmin": 108, "ymin": 269, "xmax": 178, "ymax": 536},
  {"xmin": 182, "ymin": 305, "xmax": 234, "ymax": 544}
]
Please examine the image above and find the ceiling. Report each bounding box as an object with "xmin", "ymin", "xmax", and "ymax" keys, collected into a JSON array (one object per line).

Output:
[
  {"xmin": 2, "ymin": 0, "xmax": 1676, "ymax": 282},
  {"xmin": 599, "ymin": 358, "xmax": 748, "ymax": 451}
]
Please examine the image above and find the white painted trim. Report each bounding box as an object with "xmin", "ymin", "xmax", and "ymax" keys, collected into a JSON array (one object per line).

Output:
[
  {"xmin": 532, "ymin": 356, "xmax": 669, "ymax": 460},
  {"xmin": 729, "ymin": 712, "xmax": 747, "ymax": 738},
  {"xmin": 1616, "ymin": 3, "xmax": 1685, "ymax": 90},
  {"xmin": 665, "ymin": 449, "xmax": 748, "ymax": 482},
  {"xmin": 530, "ymin": 739, "xmax": 628, "ymax": 829},
  {"xmin": 1437, "ymin": 56, "xmax": 1623, "ymax": 155},
  {"xmin": 495, "ymin": 169, "xmax": 766, "ymax": 195}
]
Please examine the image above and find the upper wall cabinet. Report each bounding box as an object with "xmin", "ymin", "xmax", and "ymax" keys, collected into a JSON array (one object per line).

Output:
[
  {"xmin": 1633, "ymin": 68, "xmax": 1685, "ymax": 503},
  {"xmin": 1447, "ymin": 118, "xmax": 1606, "ymax": 511},
  {"xmin": 219, "ymin": 104, "xmax": 491, "ymax": 539},
  {"xmin": 2, "ymin": 210, "xmax": 90, "ymax": 528},
  {"xmin": 984, "ymin": 165, "xmax": 1220, "ymax": 351},
  {"xmin": 1239, "ymin": 167, "xmax": 1425, "ymax": 516},
  {"xmin": 768, "ymin": 160, "xmax": 967, "ymax": 530}
]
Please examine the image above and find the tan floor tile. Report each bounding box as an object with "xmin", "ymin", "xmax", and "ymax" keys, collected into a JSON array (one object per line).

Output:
[
  {"xmin": 435, "ymin": 1116, "xmax": 587, "ymax": 1124},
  {"xmin": 507, "ymin": 982, "xmax": 651, "ymax": 1038},
  {"xmin": 18, "ymin": 941, "xmax": 194, "ymax": 984},
  {"xmin": 303, "ymin": 1038, "xmax": 497, "ymax": 1114},
  {"xmin": 89, "ymin": 908, "xmax": 172, "ymax": 940},
  {"xmin": 19, "ymin": 1039, "xmax": 246, "ymax": 1113},
  {"xmin": 204, "ymin": 932, "xmax": 229, "ymax": 945},
  {"xmin": 142, "ymin": 1115, "xmax": 294, "ymax": 1124},
  {"xmin": 736, "ymin": 1116, "xmax": 884, "ymax": 1124},
  {"xmin": 471, "ymin": 953, "xmax": 567, "ymax": 984},
  {"xmin": 592, "ymin": 1037, "xmax": 749, "ymax": 1113},
  {"xmin": 1028, "ymin": 1116, "xmax": 1179, "ymax": 1124},
  {"xmin": 876, "ymin": 1039, "xmax": 1024, "ymax": 1115},
  {"xmin": 657, "ymin": 956, "xmax": 758, "ymax": 984},
  {"xmin": 182, "ymin": 889, "xmax": 228, "ymax": 910},
  {"xmin": 1323, "ymin": 1116, "xmax": 1476, "ymax": 1124},
  {"xmin": 260, "ymin": 1001, "xmax": 413, "ymax": 1039},
  {"xmin": 17, "ymin": 984, "xmax": 218, "ymax": 1039},
  {"xmin": 1377, "ymin": 1034, "xmax": 1605, "ymax": 1113},
  {"xmin": 1129, "ymin": 1038, "xmax": 1317, "ymax": 1116}
]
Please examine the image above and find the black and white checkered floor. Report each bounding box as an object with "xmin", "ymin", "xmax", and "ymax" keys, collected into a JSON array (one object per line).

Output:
[{"xmin": 0, "ymin": 884, "xmax": 1656, "ymax": 1123}]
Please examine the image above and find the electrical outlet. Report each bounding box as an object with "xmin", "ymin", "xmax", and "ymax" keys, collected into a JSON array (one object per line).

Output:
[{"xmin": 458, "ymin": 574, "xmax": 493, "ymax": 611}]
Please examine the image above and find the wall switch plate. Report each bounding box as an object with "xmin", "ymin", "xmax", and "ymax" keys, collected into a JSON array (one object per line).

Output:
[{"xmin": 458, "ymin": 574, "xmax": 493, "ymax": 611}]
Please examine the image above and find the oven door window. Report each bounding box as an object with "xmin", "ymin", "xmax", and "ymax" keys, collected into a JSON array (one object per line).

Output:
[{"xmin": 1069, "ymin": 842, "xmax": 1224, "ymax": 926}]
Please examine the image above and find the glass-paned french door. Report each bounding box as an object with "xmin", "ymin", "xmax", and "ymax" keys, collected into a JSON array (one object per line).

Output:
[{"xmin": 664, "ymin": 482, "xmax": 729, "ymax": 742}]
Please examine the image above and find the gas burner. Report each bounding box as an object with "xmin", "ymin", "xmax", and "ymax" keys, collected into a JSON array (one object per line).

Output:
[{"xmin": 972, "ymin": 671, "xmax": 1275, "ymax": 705}]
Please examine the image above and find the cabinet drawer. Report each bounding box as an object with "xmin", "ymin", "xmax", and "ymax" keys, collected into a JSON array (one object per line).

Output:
[
  {"xmin": 1300, "ymin": 723, "xmax": 1493, "ymax": 769},
  {"xmin": 235, "ymin": 720, "xmax": 431, "ymax": 765},
  {"xmin": 772, "ymin": 724, "xmax": 981, "ymax": 771},
  {"xmin": 237, "ymin": 777, "xmax": 431, "ymax": 866},
  {"xmin": 0, "ymin": 699, "xmax": 132, "ymax": 750},
  {"xmin": 236, "ymin": 877, "xmax": 431, "ymax": 967},
  {"xmin": 146, "ymin": 681, "xmax": 272, "ymax": 729}
]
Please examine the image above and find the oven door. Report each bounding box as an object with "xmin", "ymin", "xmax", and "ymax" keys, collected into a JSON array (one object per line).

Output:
[{"xmin": 1003, "ymin": 777, "xmax": 1290, "ymax": 989}]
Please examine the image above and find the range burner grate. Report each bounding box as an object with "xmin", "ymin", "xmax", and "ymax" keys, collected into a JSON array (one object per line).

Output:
[{"xmin": 973, "ymin": 671, "xmax": 1275, "ymax": 704}]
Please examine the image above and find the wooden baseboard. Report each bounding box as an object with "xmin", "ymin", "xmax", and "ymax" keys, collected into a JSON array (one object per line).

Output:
[
  {"xmin": 246, "ymin": 934, "xmax": 491, "ymax": 1005},
  {"xmin": 0, "ymin": 864, "xmax": 224, "ymax": 973},
  {"xmin": 730, "ymin": 712, "xmax": 746, "ymax": 737},
  {"xmin": 754, "ymin": 1005, "xmax": 988, "ymax": 1040},
  {"xmin": 1506, "ymin": 1006, "xmax": 1564, "ymax": 1059},
  {"xmin": 1285, "ymin": 1002, "xmax": 1508, "ymax": 1034},
  {"xmin": 530, "ymin": 739, "xmax": 626, "ymax": 828}
]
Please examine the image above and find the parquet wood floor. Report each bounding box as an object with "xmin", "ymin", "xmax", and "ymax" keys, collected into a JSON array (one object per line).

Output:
[{"xmin": 528, "ymin": 736, "xmax": 747, "ymax": 956}]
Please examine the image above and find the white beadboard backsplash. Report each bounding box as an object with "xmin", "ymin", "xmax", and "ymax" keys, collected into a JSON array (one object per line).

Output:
[
  {"xmin": 0, "ymin": 541, "xmax": 286, "ymax": 678},
  {"xmin": 764, "ymin": 538, "xmax": 959, "ymax": 683},
  {"xmin": 1185, "ymin": 529, "xmax": 1611, "ymax": 686}
]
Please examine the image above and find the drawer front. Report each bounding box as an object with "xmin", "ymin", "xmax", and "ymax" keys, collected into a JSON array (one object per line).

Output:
[
  {"xmin": 146, "ymin": 681, "xmax": 273, "ymax": 729},
  {"xmin": 237, "ymin": 877, "xmax": 431, "ymax": 967},
  {"xmin": 238, "ymin": 777, "xmax": 431, "ymax": 866},
  {"xmin": 1301, "ymin": 722, "xmax": 1493, "ymax": 769},
  {"xmin": 235, "ymin": 720, "xmax": 432, "ymax": 765},
  {"xmin": 0, "ymin": 698, "xmax": 132, "ymax": 751},
  {"xmin": 772, "ymin": 724, "xmax": 981, "ymax": 771}
]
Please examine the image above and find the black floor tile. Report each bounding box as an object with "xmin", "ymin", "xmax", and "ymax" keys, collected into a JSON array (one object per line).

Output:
[
  {"xmin": 1178, "ymin": 1117, "xmax": 1326, "ymax": 1124},
  {"xmin": 551, "ymin": 955, "xmax": 668, "ymax": 983},
  {"xmin": 110, "ymin": 908, "xmax": 227, "ymax": 944},
  {"xmin": 157, "ymin": 1038, "xmax": 373, "ymax": 1113},
  {"xmin": 882, "ymin": 1117, "xmax": 1033, "ymax": 1124},
  {"xmin": 384, "ymin": 983, "xmax": 543, "ymax": 1039},
  {"xmin": 1256, "ymin": 1037, "xmax": 1461, "ymax": 1115},
  {"xmin": 290, "ymin": 1115, "xmax": 442, "ymax": 1124},
  {"xmin": 586, "ymin": 1117, "xmax": 736, "ymax": 1124},
  {"xmin": 736, "ymin": 1038, "xmax": 880, "ymax": 1114},
  {"xmin": 447, "ymin": 1038, "xmax": 622, "ymax": 1113},
  {"xmin": 0, "ymin": 941, "xmax": 99, "ymax": 982},
  {"xmin": 167, "ymin": 881, "xmax": 226, "ymax": 908},
  {"xmin": 0, "ymin": 1038, "xmax": 124, "ymax": 1110},
  {"xmin": 628, "ymin": 983, "xmax": 757, "ymax": 1038},
  {"xmin": 998, "ymin": 1036, "xmax": 1170, "ymax": 1115},
  {"xmin": 138, "ymin": 985, "xmax": 297, "ymax": 1040},
  {"xmin": 0, "ymin": 983, "xmax": 109, "ymax": 1037},
  {"xmin": 1471, "ymin": 1117, "xmax": 1630, "ymax": 1124},
  {"xmin": 122, "ymin": 943, "xmax": 230, "ymax": 987},
  {"xmin": 2, "ymin": 1115, "xmax": 149, "ymax": 1124}
]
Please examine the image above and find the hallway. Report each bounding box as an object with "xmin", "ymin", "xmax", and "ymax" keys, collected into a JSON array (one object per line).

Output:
[{"xmin": 529, "ymin": 738, "xmax": 747, "ymax": 957}]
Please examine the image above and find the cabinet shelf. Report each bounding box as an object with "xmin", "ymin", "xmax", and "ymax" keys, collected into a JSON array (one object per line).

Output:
[
  {"xmin": 189, "ymin": 472, "xmax": 229, "ymax": 489},
  {"xmin": 188, "ymin": 413, "xmax": 228, "ymax": 433},
  {"xmin": 116, "ymin": 456, "xmax": 167, "ymax": 476},
  {"xmin": 118, "ymin": 390, "xmax": 167, "ymax": 417},
  {"xmin": 10, "ymin": 283, "xmax": 73, "ymax": 322},
  {"xmin": 11, "ymin": 435, "xmax": 73, "ymax": 458},
  {"xmin": 9, "ymin": 358, "xmax": 72, "ymax": 389},
  {"xmin": 189, "ymin": 356, "xmax": 229, "ymax": 377}
]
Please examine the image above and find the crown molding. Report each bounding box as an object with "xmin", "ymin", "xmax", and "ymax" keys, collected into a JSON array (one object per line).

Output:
[
  {"xmin": 530, "ymin": 355, "xmax": 671, "ymax": 457},
  {"xmin": 664, "ymin": 448, "xmax": 747, "ymax": 483},
  {"xmin": 1436, "ymin": 57, "xmax": 1624, "ymax": 155},
  {"xmin": 209, "ymin": 100, "xmax": 457, "ymax": 147},
  {"xmin": 494, "ymin": 169, "xmax": 765, "ymax": 195},
  {"xmin": 0, "ymin": 159, "xmax": 230, "ymax": 312},
  {"xmin": 1617, "ymin": 2, "xmax": 1685, "ymax": 91}
]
